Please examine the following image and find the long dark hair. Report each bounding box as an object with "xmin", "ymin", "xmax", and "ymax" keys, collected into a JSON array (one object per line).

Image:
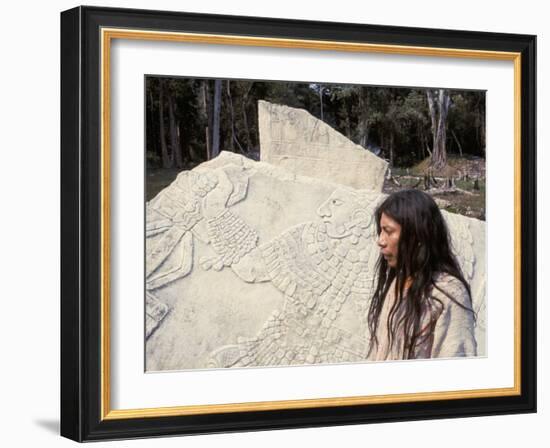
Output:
[{"xmin": 367, "ymin": 189, "xmax": 475, "ymax": 359}]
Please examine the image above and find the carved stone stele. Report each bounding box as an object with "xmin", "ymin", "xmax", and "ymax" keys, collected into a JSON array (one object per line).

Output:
[
  {"xmin": 258, "ymin": 100, "xmax": 388, "ymax": 192},
  {"xmin": 145, "ymin": 152, "xmax": 486, "ymax": 371}
]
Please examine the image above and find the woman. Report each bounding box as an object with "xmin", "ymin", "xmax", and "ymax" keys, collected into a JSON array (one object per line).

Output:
[{"xmin": 367, "ymin": 189, "xmax": 477, "ymax": 361}]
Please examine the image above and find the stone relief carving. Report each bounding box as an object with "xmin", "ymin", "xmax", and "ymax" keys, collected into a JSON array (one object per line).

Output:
[
  {"xmin": 258, "ymin": 100, "xmax": 389, "ymax": 191},
  {"xmin": 201, "ymin": 187, "xmax": 383, "ymax": 367},
  {"xmin": 145, "ymin": 164, "xmax": 252, "ymax": 338},
  {"xmin": 145, "ymin": 152, "xmax": 486, "ymax": 370}
]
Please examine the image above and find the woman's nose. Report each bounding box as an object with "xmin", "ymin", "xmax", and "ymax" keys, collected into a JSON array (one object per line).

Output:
[{"xmin": 377, "ymin": 234, "xmax": 386, "ymax": 247}]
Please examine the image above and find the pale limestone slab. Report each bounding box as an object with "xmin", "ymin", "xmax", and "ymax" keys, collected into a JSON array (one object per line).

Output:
[
  {"xmin": 258, "ymin": 100, "xmax": 388, "ymax": 192},
  {"xmin": 145, "ymin": 152, "xmax": 486, "ymax": 371}
]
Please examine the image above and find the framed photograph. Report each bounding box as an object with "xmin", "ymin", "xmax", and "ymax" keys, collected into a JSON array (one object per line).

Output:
[{"xmin": 60, "ymin": 5, "xmax": 536, "ymax": 442}]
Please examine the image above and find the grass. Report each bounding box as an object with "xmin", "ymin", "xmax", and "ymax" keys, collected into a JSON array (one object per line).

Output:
[
  {"xmin": 146, "ymin": 168, "xmax": 181, "ymax": 201},
  {"xmin": 385, "ymin": 156, "xmax": 486, "ymax": 220}
]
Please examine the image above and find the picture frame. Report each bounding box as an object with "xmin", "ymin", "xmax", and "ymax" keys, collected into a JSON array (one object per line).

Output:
[{"xmin": 60, "ymin": 5, "xmax": 536, "ymax": 442}]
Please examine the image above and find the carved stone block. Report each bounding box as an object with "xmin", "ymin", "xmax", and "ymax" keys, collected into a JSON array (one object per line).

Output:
[
  {"xmin": 258, "ymin": 100, "xmax": 388, "ymax": 191},
  {"xmin": 145, "ymin": 152, "xmax": 485, "ymax": 371}
]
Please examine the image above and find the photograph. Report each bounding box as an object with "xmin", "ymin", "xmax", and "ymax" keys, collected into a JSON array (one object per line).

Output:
[
  {"xmin": 59, "ymin": 6, "xmax": 537, "ymax": 441},
  {"xmin": 144, "ymin": 77, "xmax": 487, "ymax": 371}
]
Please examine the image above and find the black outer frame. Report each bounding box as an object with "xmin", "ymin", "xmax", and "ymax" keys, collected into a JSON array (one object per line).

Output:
[{"xmin": 60, "ymin": 5, "xmax": 536, "ymax": 442}]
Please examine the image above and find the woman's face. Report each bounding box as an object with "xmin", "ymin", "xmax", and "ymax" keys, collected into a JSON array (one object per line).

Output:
[{"xmin": 377, "ymin": 213, "xmax": 401, "ymax": 268}]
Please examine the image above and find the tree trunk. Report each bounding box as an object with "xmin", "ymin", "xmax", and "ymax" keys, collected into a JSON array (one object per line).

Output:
[
  {"xmin": 389, "ymin": 132, "xmax": 394, "ymax": 167},
  {"xmin": 211, "ymin": 79, "xmax": 222, "ymax": 159},
  {"xmin": 345, "ymin": 97, "xmax": 352, "ymax": 140},
  {"xmin": 241, "ymin": 83, "xmax": 253, "ymax": 152},
  {"xmin": 435, "ymin": 88, "xmax": 450, "ymax": 167},
  {"xmin": 167, "ymin": 89, "xmax": 183, "ymax": 168},
  {"xmin": 158, "ymin": 79, "xmax": 172, "ymax": 168},
  {"xmin": 426, "ymin": 89, "xmax": 450, "ymax": 170},
  {"xmin": 226, "ymin": 81, "xmax": 245, "ymax": 154},
  {"xmin": 426, "ymin": 89, "xmax": 437, "ymax": 152},
  {"xmin": 319, "ymin": 85, "xmax": 324, "ymax": 121},
  {"xmin": 146, "ymin": 88, "xmax": 157, "ymax": 162},
  {"xmin": 201, "ymin": 81, "xmax": 211, "ymax": 159},
  {"xmin": 480, "ymin": 107, "xmax": 486, "ymax": 154},
  {"xmin": 451, "ymin": 129, "xmax": 463, "ymax": 157},
  {"xmin": 358, "ymin": 89, "xmax": 369, "ymax": 148}
]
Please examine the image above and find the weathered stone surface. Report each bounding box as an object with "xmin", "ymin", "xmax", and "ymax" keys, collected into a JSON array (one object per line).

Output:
[
  {"xmin": 145, "ymin": 152, "xmax": 486, "ymax": 371},
  {"xmin": 258, "ymin": 100, "xmax": 388, "ymax": 192}
]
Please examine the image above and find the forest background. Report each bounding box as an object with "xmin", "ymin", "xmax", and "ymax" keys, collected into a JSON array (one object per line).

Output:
[{"xmin": 145, "ymin": 77, "xmax": 486, "ymax": 219}]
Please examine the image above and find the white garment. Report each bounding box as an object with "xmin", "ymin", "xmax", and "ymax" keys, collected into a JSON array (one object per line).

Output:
[{"xmin": 369, "ymin": 273, "xmax": 477, "ymax": 361}]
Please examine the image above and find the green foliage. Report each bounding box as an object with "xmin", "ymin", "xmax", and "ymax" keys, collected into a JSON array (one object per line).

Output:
[{"xmin": 145, "ymin": 77, "xmax": 485, "ymax": 170}]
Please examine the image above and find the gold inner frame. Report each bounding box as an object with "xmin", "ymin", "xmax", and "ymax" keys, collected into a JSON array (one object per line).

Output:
[{"xmin": 100, "ymin": 28, "xmax": 522, "ymax": 421}]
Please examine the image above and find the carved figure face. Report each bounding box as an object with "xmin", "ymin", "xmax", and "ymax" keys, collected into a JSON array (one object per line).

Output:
[
  {"xmin": 317, "ymin": 189, "xmax": 359, "ymax": 238},
  {"xmin": 377, "ymin": 212, "xmax": 401, "ymax": 268}
]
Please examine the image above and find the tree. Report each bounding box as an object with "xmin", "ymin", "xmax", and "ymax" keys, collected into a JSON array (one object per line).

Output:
[
  {"xmin": 225, "ymin": 80, "xmax": 246, "ymax": 155},
  {"xmin": 211, "ymin": 79, "xmax": 222, "ymax": 158},
  {"xmin": 447, "ymin": 91, "xmax": 486, "ymax": 157},
  {"xmin": 145, "ymin": 77, "xmax": 485, "ymax": 173},
  {"xmin": 145, "ymin": 77, "xmax": 161, "ymax": 167},
  {"xmin": 158, "ymin": 79, "xmax": 172, "ymax": 169},
  {"xmin": 426, "ymin": 88, "xmax": 451, "ymax": 170},
  {"xmin": 240, "ymin": 82, "xmax": 254, "ymax": 152},
  {"xmin": 167, "ymin": 82, "xmax": 183, "ymax": 168}
]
